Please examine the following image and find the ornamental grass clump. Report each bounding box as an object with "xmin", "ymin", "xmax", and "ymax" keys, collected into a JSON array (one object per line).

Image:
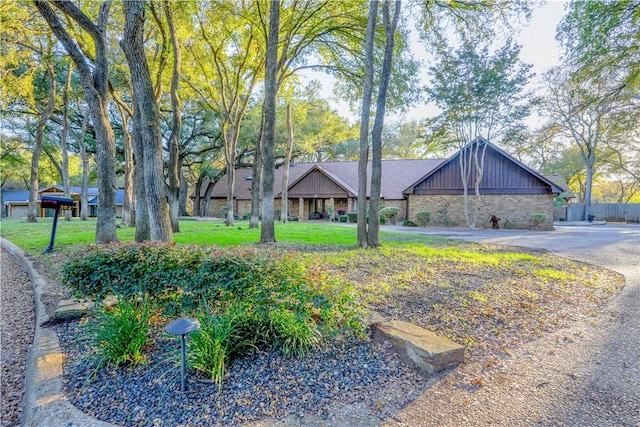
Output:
[
  {"xmin": 85, "ymin": 297, "xmax": 153, "ymax": 368},
  {"xmin": 188, "ymin": 302, "xmax": 249, "ymax": 390},
  {"xmin": 267, "ymin": 307, "xmax": 321, "ymax": 357}
]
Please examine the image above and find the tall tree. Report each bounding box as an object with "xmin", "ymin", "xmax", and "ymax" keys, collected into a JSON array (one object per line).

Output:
[
  {"xmin": 111, "ymin": 90, "xmax": 135, "ymax": 226},
  {"xmin": 164, "ymin": 0, "xmax": 182, "ymax": 232},
  {"xmin": 27, "ymin": 45, "xmax": 55, "ymax": 223},
  {"xmin": 558, "ymin": 1, "xmax": 639, "ymax": 93},
  {"xmin": 260, "ymin": 0, "xmax": 280, "ymax": 244},
  {"xmin": 121, "ymin": 0, "xmax": 172, "ymax": 242},
  {"xmin": 34, "ymin": 0, "xmax": 118, "ymax": 244},
  {"xmin": 281, "ymin": 100, "xmax": 294, "ymax": 223},
  {"xmin": 75, "ymin": 112, "xmax": 91, "ymax": 220},
  {"xmin": 427, "ymin": 39, "xmax": 532, "ymax": 227},
  {"xmin": 188, "ymin": 1, "xmax": 265, "ymax": 226},
  {"xmin": 367, "ymin": 0, "xmax": 401, "ymax": 247},
  {"xmin": 356, "ymin": 0, "xmax": 378, "ymax": 249},
  {"xmin": 60, "ymin": 62, "xmax": 73, "ymax": 221},
  {"xmin": 540, "ymin": 66, "xmax": 637, "ymax": 220},
  {"xmin": 251, "ymin": 0, "xmax": 374, "ymax": 230}
]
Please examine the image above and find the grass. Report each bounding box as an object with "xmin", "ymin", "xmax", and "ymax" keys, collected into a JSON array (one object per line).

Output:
[
  {"xmin": 85, "ymin": 297, "xmax": 154, "ymax": 368},
  {"xmin": 0, "ymin": 218, "xmax": 370, "ymax": 251}
]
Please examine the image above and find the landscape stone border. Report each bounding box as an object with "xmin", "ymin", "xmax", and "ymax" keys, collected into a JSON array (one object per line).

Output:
[{"xmin": 1, "ymin": 238, "xmax": 114, "ymax": 427}]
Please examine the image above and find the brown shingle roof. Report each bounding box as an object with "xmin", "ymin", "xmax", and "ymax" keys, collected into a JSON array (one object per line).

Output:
[{"xmin": 200, "ymin": 159, "xmax": 446, "ymax": 200}]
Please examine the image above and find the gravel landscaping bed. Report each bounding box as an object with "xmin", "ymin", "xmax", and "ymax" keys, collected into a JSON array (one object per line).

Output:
[
  {"xmin": 56, "ymin": 320, "xmax": 429, "ymax": 426},
  {"xmin": 1, "ymin": 248, "xmax": 35, "ymax": 427}
]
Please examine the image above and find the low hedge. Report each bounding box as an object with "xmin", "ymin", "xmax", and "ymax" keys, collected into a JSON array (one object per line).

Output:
[
  {"xmin": 415, "ymin": 211, "xmax": 432, "ymax": 227},
  {"xmin": 380, "ymin": 207, "xmax": 400, "ymax": 225},
  {"xmin": 529, "ymin": 213, "xmax": 548, "ymax": 227},
  {"xmin": 62, "ymin": 242, "xmax": 365, "ymax": 335}
]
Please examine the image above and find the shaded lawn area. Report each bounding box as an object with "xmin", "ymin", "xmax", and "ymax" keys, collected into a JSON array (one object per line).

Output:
[{"xmin": 0, "ymin": 218, "xmax": 625, "ymax": 364}]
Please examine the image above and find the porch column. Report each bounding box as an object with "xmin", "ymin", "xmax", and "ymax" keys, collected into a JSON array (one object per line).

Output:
[
  {"xmin": 298, "ymin": 197, "xmax": 304, "ymax": 220},
  {"xmin": 329, "ymin": 197, "xmax": 335, "ymax": 220}
]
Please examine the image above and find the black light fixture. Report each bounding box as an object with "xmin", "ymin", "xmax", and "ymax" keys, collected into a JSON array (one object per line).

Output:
[{"xmin": 166, "ymin": 317, "xmax": 200, "ymax": 392}]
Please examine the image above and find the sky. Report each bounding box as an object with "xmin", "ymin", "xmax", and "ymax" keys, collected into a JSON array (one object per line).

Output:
[{"xmin": 301, "ymin": 0, "xmax": 570, "ymax": 128}]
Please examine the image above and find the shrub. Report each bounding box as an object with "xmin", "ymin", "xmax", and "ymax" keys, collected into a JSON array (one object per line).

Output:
[
  {"xmin": 62, "ymin": 243, "xmax": 267, "ymax": 308},
  {"xmin": 529, "ymin": 213, "xmax": 548, "ymax": 227},
  {"xmin": 402, "ymin": 220, "xmax": 418, "ymax": 227},
  {"xmin": 287, "ymin": 216, "xmax": 299, "ymax": 222},
  {"xmin": 85, "ymin": 297, "xmax": 153, "ymax": 368},
  {"xmin": 415, "ymin": 211, "xmax": 432, "ymax": 227},
  {"xmin": 437, "ymin": 202, "xmax": 458, "ymax": 227},
  {"xmin": 380, "ymin": 206, "xmax": 400, "ymax": 225},
  {"xmin": 310, "ymin": 212, "xmax": 322, "ymax": 220},
  {"xmin": 65, "ymin": 243, "xmax": 367, "ymax": 389},
  {"xmin": 338, "ymin": 215, "xmax": 348, "ymax": 222},
  {"xmin": 503, "ymin": 216, "xmax": 518, "ymax": 229},
  {"xmin": 347, "ymin": 212, "xmax": 357, "ymax": 222},
  {"xmin": 242, "ymin": 212, "xmax": 251, "ymax": 220}
]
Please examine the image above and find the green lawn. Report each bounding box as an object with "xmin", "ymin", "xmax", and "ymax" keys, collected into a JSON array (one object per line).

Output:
[{"xmin": 0, "ymin": 217, "xmax": 442, "ymax": 253}]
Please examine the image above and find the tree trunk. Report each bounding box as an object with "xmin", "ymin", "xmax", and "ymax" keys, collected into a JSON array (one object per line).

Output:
[
  {"xmin": 281, "ymin": 102, "xmax": 294, "ymax": 223},
  {"xmin": 459, "ymin": 144, "xmax": 473, "ymax": 227},
  {"xmin": 357, "ymin": 0, "xmax": 379, "ymax": 248},
  {"xmin": 34, "ymin": 0, "xmax": 118, "ymax": 244},
  {"xmin": 115, "ymin": 102, "xmax": 135, "ymax": 227},
  {"xmin": 75, "ymin": 114, "xmax": 90, "ymax": 221},
  {"xmin": 584, "ymin": 153, "xmax": 595, "ymax": 220},
  {"xmin": 165, "ymin": 0, "xmax": 181, "ymax": 232},
  {"xmin": 122, "ymin": 0, "xmax": 172, "ymax": 242},
  {"xmin": 226, "ymin": 157, "xmax": 236, "ymax": 223},
  {"xmin": 61, "ymin": 63, "xmax": 73, "ymax": 221},
  {"xmin": 202, "ymin": 181, "xmax": 216, "ymax": 216},
  {"xmin": 368, "ymin": 0, "xmax": 400, "ymax": 247},
  {"xmin": 260, "ymin": 0, "xmax": 280, "ymax": 244},
  {"xmin": 194, "ymin": 173, "xmax": 204, "ymax": 217},
  {"xmin": 179, "ymin": 169, "xmax": 189, "ymax": 216},
  {"xmin": 250, "ymin": 128, "xmax": 263, "ymax": 229},
  {"xmin": 471, "ymin": 140, "xmax": 489, "ymax": 228},
  {"xmin": 27, "ymin": 62, "xmax": 55, "ymax": 223},
  {"xmin": 131, "ymin": 101, "xmax": 150, "ymax": 240}
]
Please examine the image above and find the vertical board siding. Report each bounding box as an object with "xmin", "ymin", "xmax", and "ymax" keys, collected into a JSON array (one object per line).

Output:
[
  {"xmin": 288, "ymin": 170, "xmax": 348, "ymax": 197},
  {"xmin": 414, "ymin": 145, "xmax": 550, "ymax": 193},
  {"xmin": 563, "ymin": 203, "xmax": 640, "ymax": 222}
]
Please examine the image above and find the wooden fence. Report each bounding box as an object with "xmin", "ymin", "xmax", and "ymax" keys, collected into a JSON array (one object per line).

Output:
[{"xmin": 554, "ymin": 203, "xmax": 640, "ymax": 223}]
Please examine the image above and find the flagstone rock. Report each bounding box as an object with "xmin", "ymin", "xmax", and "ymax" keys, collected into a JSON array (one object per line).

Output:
[
  {"xmin": 375, "ymin": 320, "xmax": 465, "ymax": 374},
  {"xmin": 54, "ymin": 296, "xmax": 118, "ymax": 320}
]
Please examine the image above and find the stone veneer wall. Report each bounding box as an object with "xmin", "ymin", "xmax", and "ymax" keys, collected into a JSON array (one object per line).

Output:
[
  {"xmin": 207, "ymin": 199, "xmax": 229, "ymax": 218},
  {"xmin": 408, "ymin": 193, "xmax": 555, "ymax": 230},
  {"xmin": 208, "ymin": 199, "xmax": 301, "ymax": 220}
]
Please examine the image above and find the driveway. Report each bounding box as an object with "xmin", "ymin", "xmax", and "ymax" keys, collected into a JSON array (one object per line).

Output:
[{"xmin": 381, "ymin": 223, "xmax": 640, "ymax": 426}]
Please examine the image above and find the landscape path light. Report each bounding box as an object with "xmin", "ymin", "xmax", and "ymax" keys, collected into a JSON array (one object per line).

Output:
[{"xmin": 165, "ymin": 317, "xmax": 200, "ymax": 392}]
